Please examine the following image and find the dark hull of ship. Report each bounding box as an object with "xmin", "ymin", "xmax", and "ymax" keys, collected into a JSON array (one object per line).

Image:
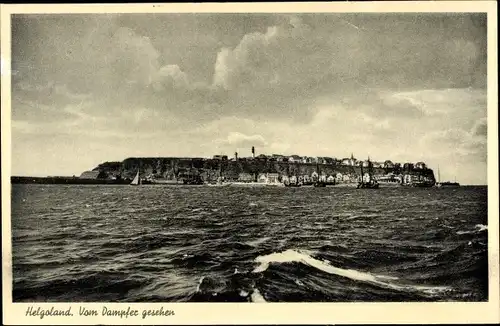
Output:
[
  {"xmin": 436, "ymin": 182, "xmax": 460, "ymax": 187},
  {"xmin": 377, "ymin": 181, "xmax": 403, "ymax": 188},
  {"xmin": 402, "ymin": 182, "xmax": 435, "ymax": 188},
  {"xmin": 357, "ymin": 182, "xmax": 380, "ymax": 189},
  {"xmin": 284, "ymin": 183, "xmax": 302, "ymax": 187}
]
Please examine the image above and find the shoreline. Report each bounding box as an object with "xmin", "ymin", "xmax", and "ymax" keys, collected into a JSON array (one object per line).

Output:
[{"xmin": 10, "ymin": 176, "xmax": 483, "ymax": 187}]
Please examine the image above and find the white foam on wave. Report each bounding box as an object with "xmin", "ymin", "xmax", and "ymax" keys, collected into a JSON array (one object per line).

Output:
[
  {"xmin": 195, "ymin": 276, "xmax": 205, "ymax": 292},
  {"xmin": 253, "ymin": 249, "xmax": 451, "ymax": 295},
  {"xmin": 250, "ymin": 288, "xmax": 267, "ymax": 302},
  {"xmin": 457, "ymin": 224, "xmax": 488, "ymax": 235},
  {"xmin": 247, "ymin": 236, "xmax": 271, "ymax": 247},
  {"xmin": 475, "ymin": 224, "xmax": 488, "ymax": 232}
]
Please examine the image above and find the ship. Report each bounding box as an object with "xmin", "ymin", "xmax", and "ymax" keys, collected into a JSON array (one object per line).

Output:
[
  {"xmin": 313, "ymin": 163, "xmax": 327, "ymax": 187},
  {"xmin": 401, "ymin": 174, "xmax": 435, "ymax": 188},
  {"xmin": 377, "ymin": 173, "xmax": 402, "ymax": 187},
  {"xmin": 357, "ymin": 158, "xmax": 379, "ymax": 189},
  {"xmin": 435, "ymin": 166, "xmax": 460, "ymax": 187},
  {"xmin": 436, "ymin": 181, "xmax": 460, "ymax": 187},
  {"xmin": 130, "ymin": 171, "xmax": 141, "ymax": 186}
]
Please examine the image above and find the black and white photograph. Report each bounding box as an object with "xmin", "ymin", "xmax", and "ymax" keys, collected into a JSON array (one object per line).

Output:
[{"xmin": 1, "ymin": 2, "xmax": 499, "ymax": 324}]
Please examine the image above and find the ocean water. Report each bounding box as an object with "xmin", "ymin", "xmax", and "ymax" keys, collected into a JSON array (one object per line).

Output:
[{"xmin": 11, "ymin": 184, "xmax": 488, "ymax": 302}]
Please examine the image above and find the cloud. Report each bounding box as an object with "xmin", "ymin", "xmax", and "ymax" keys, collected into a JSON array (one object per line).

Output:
[
  {"xmin": 471, "ymin": 117, "xmax": 487, "ymax": 137},
  {"xmin": 222, "ymin": 132, "xmax": 268, "ymax": 147},
  {"xmin": 153, "ymin": 64, "xmax": 190, "ymax": 90},
  {"xmin": 419, "ymin": 124, "xmax": 487, "ymax": 163},
  {"xmin": 12, "ymin": 13, "xmax": 488, "ymax": 127},
  {"xmin": 212, "ymin": 26, "xmax": 280, "ymax": 90},
  {"xmin": 9, "ymin": 13, "xmax": 488, "ymax": 184}
]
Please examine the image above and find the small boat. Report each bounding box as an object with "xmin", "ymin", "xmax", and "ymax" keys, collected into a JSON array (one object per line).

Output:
[
  {"xmin": 312, "ymin": 163, "xmax": 327, "ymax": 187},
  {"xmin": 130, "ymin": 171, "xmax": 141, "ymax": 186},
  {"xmin": 313, "ymin": 181, "xmax": 327, "ymax": 187},
  {"xmin": 357, "ymin": 158, "xmax": 379, "ymax": 189}
]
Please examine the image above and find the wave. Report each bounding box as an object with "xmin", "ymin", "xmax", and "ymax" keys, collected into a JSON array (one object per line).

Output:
[
  {"xmin": 246, "ymin": 237, "xmax": 272, "ymax": 247},
  {"xmin": 250, "ymin": 288, "xmax": 267, "ymax": 302},
  {"xmin": 253, "ymin": 249, "xmax": 451, "ymax": 295},
  {"xmin": 456, "ymin": 224, "xmax": 488, "ymax": 235},
  {"xmin": 475, "ymin": 224, "xmax": 488, "ymax": 232},
  {"xmin": 13, "ymin": 270, "xmax": 145, "ymax": 302}
]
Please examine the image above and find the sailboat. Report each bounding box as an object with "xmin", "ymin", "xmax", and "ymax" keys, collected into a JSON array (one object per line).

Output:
[
  {"xmin": 130, "ymin": 171, "xmax": 141, "ymax": 186},
  {"xmin": 357, "ymin": 158, "xmax": 379, "ymax": 189},
  {"xmin": 435, "ymin": 166, "xmax": 460, "ymax": 187},
  {"xmin": 313, "ymin": 162, "xmax": 326, "ymax": 187}
]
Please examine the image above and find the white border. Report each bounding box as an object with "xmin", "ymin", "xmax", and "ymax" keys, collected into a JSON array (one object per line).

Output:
[{"xmin": 2, "ymin": 2, "xmax": 499, "ymax": 325}]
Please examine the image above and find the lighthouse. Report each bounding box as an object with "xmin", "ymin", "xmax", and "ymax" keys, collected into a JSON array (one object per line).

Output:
[{"xmin": 252, "ymin": 146, "xmax": 255, "ymax": 159}]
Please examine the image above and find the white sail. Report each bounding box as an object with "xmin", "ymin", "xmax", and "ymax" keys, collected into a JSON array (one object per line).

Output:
[{"xmin": 130, "ymin": 171, "xmax": 140, "ymax": 185}]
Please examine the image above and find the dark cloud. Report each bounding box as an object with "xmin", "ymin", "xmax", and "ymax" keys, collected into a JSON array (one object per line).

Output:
[{"xmin": 12, "ymin": 13, "xmax": 487, "ymax": 127}]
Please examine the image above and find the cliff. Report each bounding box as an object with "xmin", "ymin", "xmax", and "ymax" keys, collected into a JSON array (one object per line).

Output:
[{"xmin": 90, "ymin": 157, "xmax": 436, "ymax": 184}]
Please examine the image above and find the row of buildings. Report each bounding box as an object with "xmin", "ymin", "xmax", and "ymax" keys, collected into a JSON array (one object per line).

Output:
[
  {"xmin": 213, "ymin": 151, "xmax": 428, "ymax": 170},
  {"xmin": 235, "ymin": 171, "xmax": 359, "ymax": 183},
  {"xmin": 226, "ymin": 171, "xmax": 434, "ymax": 184}
]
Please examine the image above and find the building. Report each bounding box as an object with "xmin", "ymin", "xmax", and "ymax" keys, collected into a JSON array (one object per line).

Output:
[
  {"xmin": 341, "ymin": 158, "xmax": 350, "ymax": 165},
  {"xmin": 258, "ymin": 173, "xmax": 268, "ymax": 183},
  {"xmin": 316, "ymin": 157, "xmax": 325, "ymax": 164},
  {"xmin": 415, "ymin": 162, "xmax": 427, "ymax": 169},
  {"xmin": 288, "ymin": 155, "xmax": 302, "ymax": 163},
  {"xmin": 267, "ymin": 173, "xmax": 280, "ymax": 183},
  {"xmin": 213, "ymin": 155, "xmax": 228, "ymax": 160},
  {"xmin": 341, "ymin": 154, "xmax": 357, "ymax": 166},
  {"xmin": 341, "ymin": 153, "xmax": 357, "ymax": 166},
  {"xmin": 238, "ymin": 173, "xmax": 254, "ymax": 182},
  {"xmin": 324, "ymin": 157, "xmax": 334, "ymax": 164}
]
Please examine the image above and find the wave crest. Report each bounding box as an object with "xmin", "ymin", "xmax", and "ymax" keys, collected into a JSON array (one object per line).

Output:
[{"xmin": 253, "ymin": 249, "xmax": 451, "ymax": 295}]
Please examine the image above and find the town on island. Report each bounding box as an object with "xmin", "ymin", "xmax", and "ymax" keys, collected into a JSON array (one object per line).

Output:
[{"xmin": 12, "ymin": 146, "xmax": 454, "ymax": 188}]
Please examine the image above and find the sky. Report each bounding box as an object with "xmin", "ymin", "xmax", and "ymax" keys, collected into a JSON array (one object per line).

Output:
[{"xmin": 10, "ymin": 13, "xmax": 488, "ymax": 184}]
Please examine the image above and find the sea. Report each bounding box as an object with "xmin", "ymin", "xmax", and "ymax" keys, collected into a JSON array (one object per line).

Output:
[{"xmin": 11, "ymin": 184, "xmax": 488, "ymax": 302}]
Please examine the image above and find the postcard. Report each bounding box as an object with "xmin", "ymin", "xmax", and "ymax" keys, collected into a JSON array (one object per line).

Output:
[{"xmin": 1, "ymin": 2, "xmax": 498, "ymax": 325}]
